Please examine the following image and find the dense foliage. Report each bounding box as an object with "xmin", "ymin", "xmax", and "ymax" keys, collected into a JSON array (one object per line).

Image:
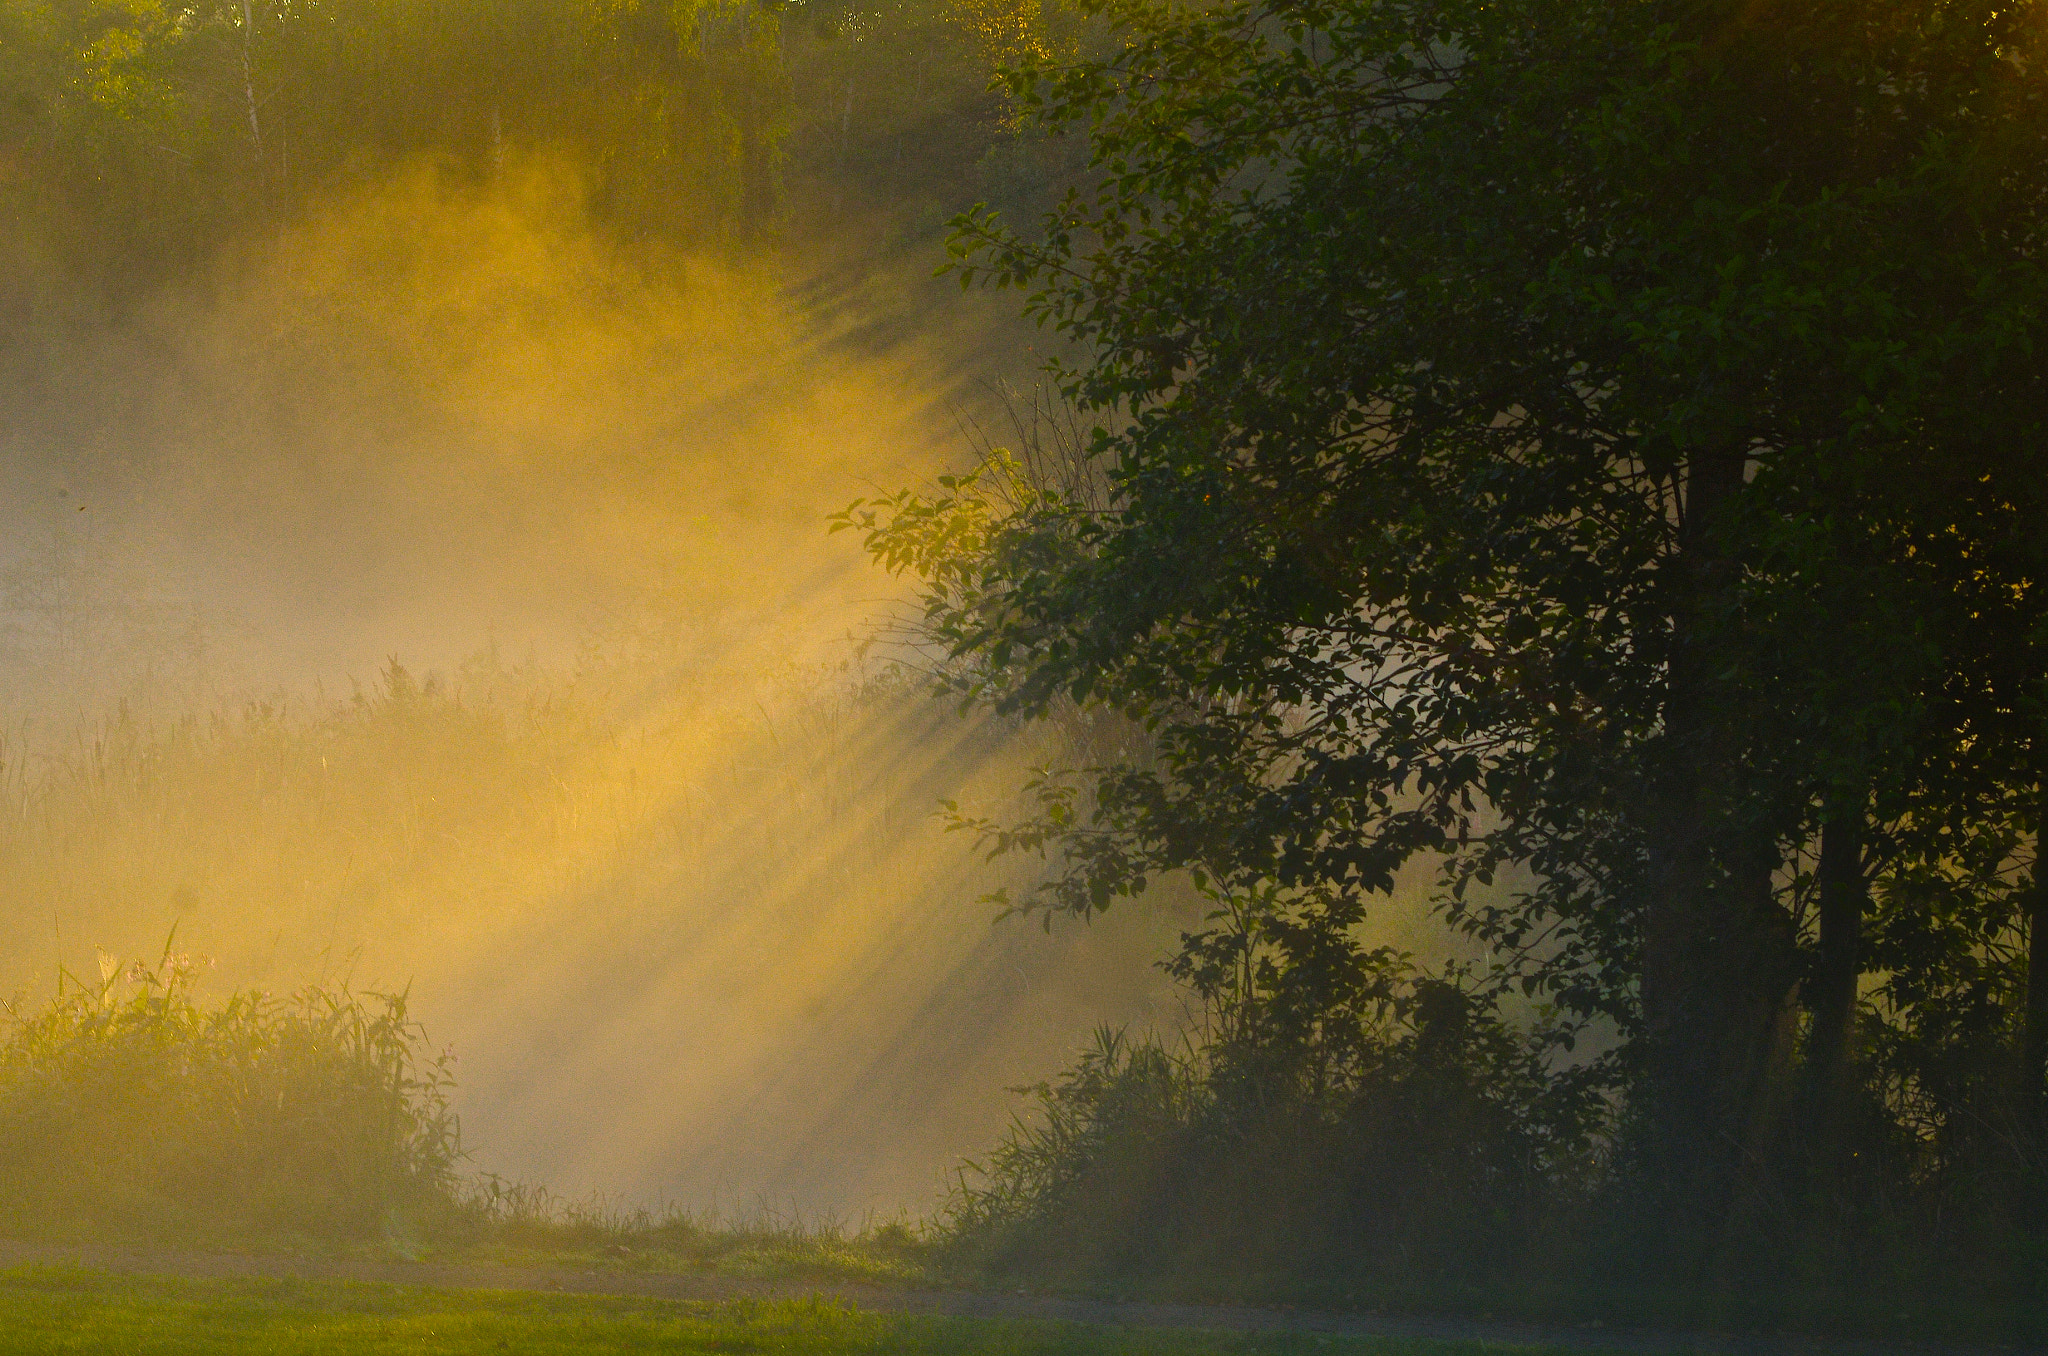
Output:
[
  {"xmin": 0, "ymin": 0, "xmax": 1086, "ymax": 308},
  {"xmin": 0, "ymin": 955, "xmax": 460, "ymax": 1243},
  {"xmin": 850, "ymin": 0, "xmax": 2048, "ymax": 1296},
  {"xmin": 947, "ymin": 969, "xmax": 1604, "ymax": 1290}
]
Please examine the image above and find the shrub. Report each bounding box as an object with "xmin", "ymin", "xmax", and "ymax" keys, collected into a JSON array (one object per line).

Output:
[
  {"xmin": 0, "ymin": 947, "xmax": 461, "ymax": 1245},
  {"xmin": 943, "ymin": 987, "xmax": 1607, "ymax": 1290},
  {"xmin": 941, "ymin": 877, "xmax": 2048, "ymax": 1322}
]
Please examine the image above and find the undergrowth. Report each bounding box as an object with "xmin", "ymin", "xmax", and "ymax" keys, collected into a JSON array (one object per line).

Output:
[
  {"xmin": 448, "ymin": 1181, "xmax": 932, "ymax": 1283},
  {"xmin": 0, "ymin": 943, "xmax": 462, "ymax": 1247},
  {"xmin": 0, "ymin": 952, "xmax": 930, "ymax": 1282},
  {"xmin": 933, "ymin": 986, "xmax": 2048, "ymax": 1345},
  {"xmin": 940, "ymin": 991, "xmax": 1600, "ymax": 1295}
]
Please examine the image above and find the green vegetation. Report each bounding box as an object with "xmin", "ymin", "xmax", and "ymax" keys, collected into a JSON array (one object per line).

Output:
[
  {"xmin": 0, "ymin": 640, "xmax": 1177, "ymax": 1268},
  {"xmin": 0, "ymin": 958, "xmax": 461, "ymax": 1248},
  {"xmin": 11, "ymin": 0, "xmax": 2048, "ymax": 1338},
  {"xmin": 942, "ymin": 1008, "xmax": 1594, "ymax": 1294},
  {"xmin": 446, "ymin": 1187, "xmax": 935, "ymax": 1286},
  {"xmin": 0, "ymin": 0, "xmax": 1088, "ymax": 311},
  {"xmin": 0, "ymin": 958, "xmax": 913, "ymax": 1281},
  {"xmin": 0, "ymin": 1269, "xmax": 1489, "ymax": 1356},
  {"xmin": 934, "ymin": 1026, "xmax": 2046, "ymax": 1346},
  {"xmin": 842, "ymin": 0, "xmax": 2048, "ymax": 1321}
]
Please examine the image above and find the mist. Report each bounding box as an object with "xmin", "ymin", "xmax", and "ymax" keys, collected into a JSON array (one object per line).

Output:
[
  {"xmin": 6, "ymin": 1, "xmax": 2044, "ymax": 1337},
  {"xmin": 0, "ymin": 153, "xmax": 1207, "ymax": 1216}
]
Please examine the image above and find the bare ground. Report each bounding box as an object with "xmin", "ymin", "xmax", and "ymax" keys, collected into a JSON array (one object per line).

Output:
[{"xmin": 0, "ymin": 1239, "xmax": 2024, "ymax": 1356}]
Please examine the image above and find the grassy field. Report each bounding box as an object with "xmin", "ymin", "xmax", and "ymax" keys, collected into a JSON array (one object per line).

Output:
[{"xmin": 0, "ymin": 1267, "xmax": 1572, "ymax": 1356}]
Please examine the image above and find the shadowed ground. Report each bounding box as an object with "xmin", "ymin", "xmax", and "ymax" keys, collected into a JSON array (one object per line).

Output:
[{"xmin": 0, "ymin": 1242, "xmax": 2002, "ymax": 1356}]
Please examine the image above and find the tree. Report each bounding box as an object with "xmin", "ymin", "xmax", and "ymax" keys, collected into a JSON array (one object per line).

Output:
[
  {"xmin": 845, "ymin": 0, "xmax": 2048, "ymax": 1260},
  {"xmin": 0, "ymin": 0, "xmax": 811, "ymax": 310}
]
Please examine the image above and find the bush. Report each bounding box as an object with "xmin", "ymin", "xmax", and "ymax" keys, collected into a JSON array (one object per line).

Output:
[
  {"xmin": 940, "ymin": 877, "xmax": 2048, "ymax": 1332},
  {"xmin": 943, "ymin": 982, "xmax": 1607, "ymax": 1292},
  {"xmin": 0, "ymin": 948, "xmax": 461, "ymax": 1245}
]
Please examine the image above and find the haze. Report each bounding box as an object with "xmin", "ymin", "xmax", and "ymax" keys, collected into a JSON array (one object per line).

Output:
[{"xmin": 0, "ymin": 156, "xmax": 1208, "ymax": 1214}]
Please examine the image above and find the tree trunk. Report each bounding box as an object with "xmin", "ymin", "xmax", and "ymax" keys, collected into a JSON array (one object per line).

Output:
[
  {"xmin": 1800, "ymin": 796, "xmax": 1868, "ymax": 1226},
  {"xmin": 1638, "ymin": 440, "xmax": 1798, "ymax": 1266},
  {"xmin": 2026, "ymin": 795, "xmax": 2048, "ymax": 1139},
  {"xmin": 1808, "ymin": 800, "xmax": 1866, "ymax": 1109}
]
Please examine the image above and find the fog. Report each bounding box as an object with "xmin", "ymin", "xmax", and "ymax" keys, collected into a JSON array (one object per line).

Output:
[
  {"xmin": 7, "ymin": 157, "xmax": 984, "ymax": 691},
  {"xmin": 0, "ymin": 155, "xmax": 1200, "ymax": 1216}
]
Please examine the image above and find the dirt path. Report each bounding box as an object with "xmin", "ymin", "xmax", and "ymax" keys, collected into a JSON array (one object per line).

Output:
[{"xmin": 0, "ymin": 1240, "xmax": 2020, "ymax": 1356}]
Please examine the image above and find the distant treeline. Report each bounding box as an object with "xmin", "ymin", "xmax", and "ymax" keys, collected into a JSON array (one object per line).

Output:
[{"xmin": 0, "ymin": 0, "xmax": 1087, "ymax": 305}]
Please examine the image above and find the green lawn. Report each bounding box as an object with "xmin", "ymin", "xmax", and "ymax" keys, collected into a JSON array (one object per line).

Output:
[{"xmin": 0, "ymin": 1268, "xmax": 1575, "ymax": 1356}]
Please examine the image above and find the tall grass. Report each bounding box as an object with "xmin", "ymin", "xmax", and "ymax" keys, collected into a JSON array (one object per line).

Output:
[
  {"xmin": 454, "ymin": 1179, "xmax": 931, "ymax": 1282},
  {"xmin": 0, "ymin": 945, "xmax": 935, "ymax": 1275},
  {"xmin": 0, "ymin": 642, "xmax": 1198, "ymax": 1218},
  {"xmin": 0, "ymin": 944, "xmax": 462, "ymax": 1246}
]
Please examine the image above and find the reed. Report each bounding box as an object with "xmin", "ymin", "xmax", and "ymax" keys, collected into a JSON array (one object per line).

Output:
[{"xmin": 0, "ymin": 940, "xmax": 462, "ymax": 1246}]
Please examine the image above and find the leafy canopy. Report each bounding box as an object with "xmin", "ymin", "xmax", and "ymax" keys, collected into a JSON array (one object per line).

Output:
[{"xmin": 844, "ymin": 0, "xmax": 2048, "ymax": 1065}]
